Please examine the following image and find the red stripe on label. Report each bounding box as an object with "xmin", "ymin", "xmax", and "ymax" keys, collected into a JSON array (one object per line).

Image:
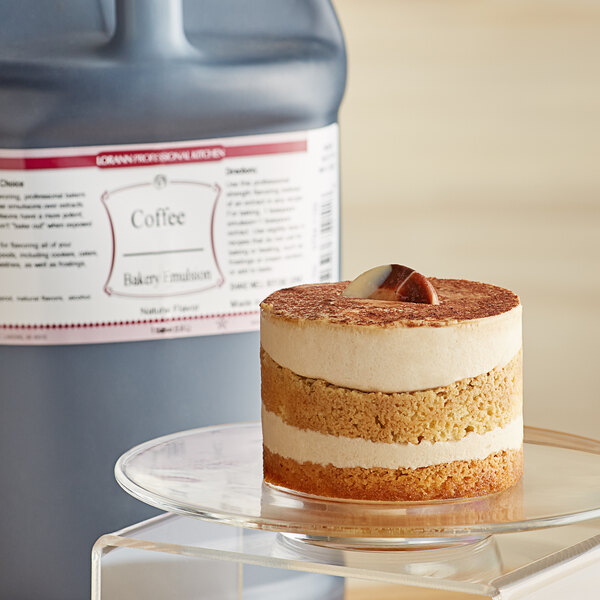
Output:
[
  {"xmin": 225, "ymin": 140, "xmax": 307, "ymax": 158},
  {"xmin": 0, "ymin": 310, "xmax": 259, "ymax": 329},
  {"xmin": 0, "ymin": 155, "xmax": 97, "ymax": 170},
  {"xmin": 0, "ymin": 140, "xmax": 307, "ymax": 171},
  {"xmin": 0, "ymin": 312, "xmax": 261, "ymax": 346},
  {"xmin": 96, "ymin": 146, "xmax": 227, "ymax": 168}
]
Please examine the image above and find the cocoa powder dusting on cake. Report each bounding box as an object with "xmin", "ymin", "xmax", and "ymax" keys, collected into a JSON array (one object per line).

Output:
[{"xmin": 261, "ymin": 279, "xmax": 520, "ymax": 327}]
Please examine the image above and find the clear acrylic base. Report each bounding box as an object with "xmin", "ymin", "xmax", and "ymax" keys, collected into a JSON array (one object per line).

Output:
[
  {"xmin": 93, "ymin": 513, "xmax": 600, "ymax": 599},
  {"xmin": 100, "ymin": 422, "xmax": 600, "ymax": 598}
]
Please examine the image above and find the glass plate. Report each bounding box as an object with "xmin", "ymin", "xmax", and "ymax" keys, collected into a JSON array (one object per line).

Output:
[{"xmin": 115, "ymin": 423, "xmax": 600, "ymax": 548}]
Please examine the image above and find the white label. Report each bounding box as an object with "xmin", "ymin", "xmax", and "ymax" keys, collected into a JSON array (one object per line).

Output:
[{"xmin": 0, "ymin": 125, "xmax": 339, "ymax": 345}]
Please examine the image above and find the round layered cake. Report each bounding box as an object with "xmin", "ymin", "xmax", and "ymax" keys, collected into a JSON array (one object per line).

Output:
[{"xmin": 260, "ymin": 275, "xmax": 523, "ymax": 501}]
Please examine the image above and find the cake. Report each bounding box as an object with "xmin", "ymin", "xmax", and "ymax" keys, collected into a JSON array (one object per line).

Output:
[{"xmin": 260, "ymin": 265, "xmax": 523, "ymax": 501}]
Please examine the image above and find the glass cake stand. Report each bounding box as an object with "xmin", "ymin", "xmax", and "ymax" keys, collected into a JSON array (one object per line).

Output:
[{"xmin": 115, "ymin": 423, "xmax": 600, "ymax": 550}]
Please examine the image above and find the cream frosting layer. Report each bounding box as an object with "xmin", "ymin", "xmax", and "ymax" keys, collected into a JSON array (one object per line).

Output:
[
  {"xmin": 260, "ymin": 305, "xmax": 522, "ymax": 393},
  {"xmin": 262, "ymin": 407, "xmax": 523, "ymax": 470}
]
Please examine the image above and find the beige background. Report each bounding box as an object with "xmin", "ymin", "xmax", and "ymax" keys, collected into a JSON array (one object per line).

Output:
[{"xmin": 334, "ymin": 0, "xmax": 600, "ymax": 440}]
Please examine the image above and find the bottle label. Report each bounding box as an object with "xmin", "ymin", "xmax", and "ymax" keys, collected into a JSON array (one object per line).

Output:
[{"xmin": 0, "ymin": 124, "xmax": 339, "ymax": 345}]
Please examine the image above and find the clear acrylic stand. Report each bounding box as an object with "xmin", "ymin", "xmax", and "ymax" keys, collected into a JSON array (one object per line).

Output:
[
  {"xmin": 95, "ymin": 423, "xmax": 600, "ymax": 598},
  {"xmin": 92, "ymin": 513, "xmax": 600, "ymax": 599}
]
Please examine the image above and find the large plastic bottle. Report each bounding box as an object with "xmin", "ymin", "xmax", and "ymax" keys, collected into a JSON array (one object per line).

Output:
[{"xmin": 0, "ymin": 1, "xmax": 346, "ymax": 598}]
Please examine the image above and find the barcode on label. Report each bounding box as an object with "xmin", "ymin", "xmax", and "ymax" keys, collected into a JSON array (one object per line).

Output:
[{"xmin": 319, "ymin": 191, "xmax": 334, "ymax": 282}]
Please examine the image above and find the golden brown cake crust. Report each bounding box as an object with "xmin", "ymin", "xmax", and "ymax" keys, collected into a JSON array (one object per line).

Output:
[
  {"xmin": 261, "ymin": 279, "xmax": 520, "ymax": 327},
  {"xmin": 263, "ymin": 447, "xmax": 523, "ymax": 501},
  {"xmin": 261, "ymin": 349, "xmax": 522, "ymax": 443}
]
